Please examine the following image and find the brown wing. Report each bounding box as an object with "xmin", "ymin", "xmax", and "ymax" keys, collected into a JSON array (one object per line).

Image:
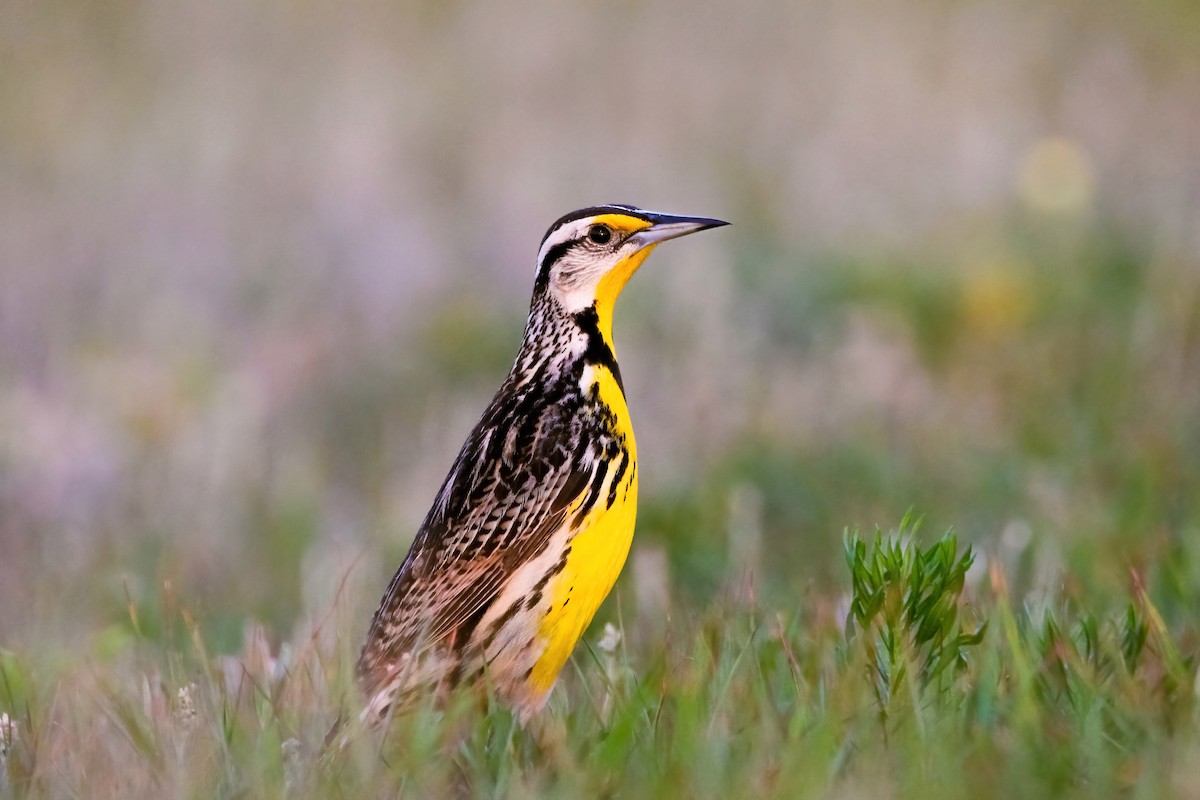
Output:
[{"xmin": 357, "ymin": 376, "xmax": 591, "ymax": 689}]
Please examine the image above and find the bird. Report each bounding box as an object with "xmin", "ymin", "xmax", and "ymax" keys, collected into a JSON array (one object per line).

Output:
[{"xmin": 358, "ymin": 204, "xmax": 727, "ymax": 722}]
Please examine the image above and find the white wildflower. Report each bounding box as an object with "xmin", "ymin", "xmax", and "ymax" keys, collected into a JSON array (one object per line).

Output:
[
  {"xmin": 0, "ymin": 712, "xmax": 18, "ymax": 790},
  {"xmin": 282, "ymin": 738, "xmax": 306, "ymax": 794},
  {"xmin": 175, "ymin": 683, "xmax": 199, "ymax": 731},
  {"xmin": 597, "ymin": 623, "xmax": 622, "ymax": 655},
  {"xmin": 596, "ymin": 623, "xmax": 624, "ymax": 725},
  {"xmin": 0, "ymin": 712, "xmax": 17, "ymax": 754}
]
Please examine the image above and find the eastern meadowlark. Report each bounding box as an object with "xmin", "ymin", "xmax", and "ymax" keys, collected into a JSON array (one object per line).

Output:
[{"xmin": 358, "ymin": 204, "xmax": 727, "ymax": 721}]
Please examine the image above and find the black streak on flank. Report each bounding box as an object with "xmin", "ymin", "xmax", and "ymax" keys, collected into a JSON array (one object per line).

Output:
[
  {"xmin": 573, "ymin": 305, "xmax": 624, "ymax": 393},
  {"xmin": 574, "ymin": 462, "xmax": 610, "ymax": 523},
  {"xmin": 449, "ymin": 599, "xmax": 491, "ymax": 657},
  {"xmin": 481, "ymin": 599, "xmax": 524, "ymax": 651},
  {"xmin": 606, "ymin": 449, "xmax": 629, "ymax": 509}
]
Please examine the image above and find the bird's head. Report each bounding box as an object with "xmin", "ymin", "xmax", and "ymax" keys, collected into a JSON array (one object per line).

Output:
[{"xmin": 533, "ymin": 205, "xmax": 728, "ymax": 329}]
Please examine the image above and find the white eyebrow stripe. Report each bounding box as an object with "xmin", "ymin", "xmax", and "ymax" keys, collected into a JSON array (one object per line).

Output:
[{"xmin": 533, "ymin": 204, "xmax": 658, "ymax": 275}]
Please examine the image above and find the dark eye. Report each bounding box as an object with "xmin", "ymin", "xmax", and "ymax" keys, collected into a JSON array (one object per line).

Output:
[{"xmin": 587, "ymin": 224, "xmax": 612, "ymax": 245}]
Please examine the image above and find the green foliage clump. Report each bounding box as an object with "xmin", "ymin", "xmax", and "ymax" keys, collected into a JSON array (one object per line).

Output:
[{"xmin": 843, "ymin": 516, "xmax": 985, "ymax": 720}]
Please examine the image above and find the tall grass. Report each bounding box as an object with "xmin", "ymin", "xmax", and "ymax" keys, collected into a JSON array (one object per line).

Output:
[{"xmin": 1, "ymin": 523, "xmax": 1195, "ymax": 798}]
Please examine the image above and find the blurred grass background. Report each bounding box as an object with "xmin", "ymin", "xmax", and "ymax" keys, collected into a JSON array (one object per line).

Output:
[{"xmin": 2, "ymin": 0, "xmax": 1199, "ymax": 678}]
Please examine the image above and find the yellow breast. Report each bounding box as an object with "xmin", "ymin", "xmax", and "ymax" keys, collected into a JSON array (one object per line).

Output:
[{"xmin": 528, "ymin": 362, "xmax": 638, "ymax": 692}]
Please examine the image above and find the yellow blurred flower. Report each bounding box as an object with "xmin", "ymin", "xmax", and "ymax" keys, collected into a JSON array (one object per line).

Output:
[{"xmin": 961, "ymin": 265, "xmax": 1034, "ymax": 339}]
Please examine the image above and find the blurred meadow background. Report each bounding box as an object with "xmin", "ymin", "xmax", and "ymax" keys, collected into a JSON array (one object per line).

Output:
[{"xmin": 3, "ymin": 0, "xmax": 1200, "ymax": 796}]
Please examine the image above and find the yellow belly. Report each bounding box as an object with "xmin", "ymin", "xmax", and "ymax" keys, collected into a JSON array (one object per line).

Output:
[{"xmin": 528, "ymin": 364, "xmax": 637, "ymax": 693}]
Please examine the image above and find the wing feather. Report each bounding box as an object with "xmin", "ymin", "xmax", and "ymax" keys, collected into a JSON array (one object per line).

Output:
[{"xmin": 359, "ymin": 376, "xmax": 590, "ymax": 679}]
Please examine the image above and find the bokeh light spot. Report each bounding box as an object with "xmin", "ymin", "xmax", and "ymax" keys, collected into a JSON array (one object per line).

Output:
[{"xmin": 1018, "ymin": 137, "xmax": 1095, "ymax": 214}]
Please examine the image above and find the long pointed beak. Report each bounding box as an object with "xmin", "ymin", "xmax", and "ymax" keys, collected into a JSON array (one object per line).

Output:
[{"xmin": 628, "ymin": 212, "xmax": 729, "ymax": 250}]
